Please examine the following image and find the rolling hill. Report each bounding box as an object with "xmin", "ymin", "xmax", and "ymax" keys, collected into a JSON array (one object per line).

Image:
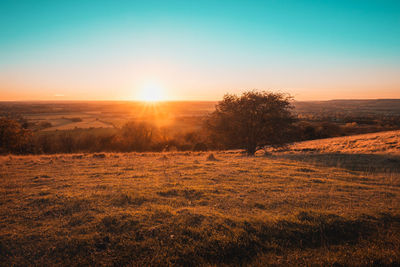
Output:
[
  {"xmin": 1, "ymin": 131, "xmax": 399, "ymax": 266},
  {"xmin": 283, "ymin": 130, "xmax": 400, "ymax": 155}
]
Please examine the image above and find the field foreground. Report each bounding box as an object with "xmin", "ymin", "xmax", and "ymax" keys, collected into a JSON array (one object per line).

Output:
[{"xmin": 1, "ymin": 133, "xmax": 400, "ymax": 266}]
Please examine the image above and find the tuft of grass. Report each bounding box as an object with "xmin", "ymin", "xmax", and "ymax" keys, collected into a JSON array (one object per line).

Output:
[
  {"xmin": 93, "ymin": 153, "xmax": 106, "ymax": 158},
  {"xmin": 109, "ymin": 192, "xmax": 147, "ymax": 206},
  {"xmin": 206, "ymin": 153, "xmax": 218, "ymax": 161}
]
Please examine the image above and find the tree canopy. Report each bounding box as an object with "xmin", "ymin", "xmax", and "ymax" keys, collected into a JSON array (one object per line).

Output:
[
  {"xmin": 0, "ymin": 117, "xmax": 32, "ymax": 154},
  {"xmin": 206, "ymin": 91, "xmax": 295, "ymax": 155}
]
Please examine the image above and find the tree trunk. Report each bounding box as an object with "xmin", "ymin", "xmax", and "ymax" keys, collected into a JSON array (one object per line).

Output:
[{"xmin": 246, "ymin": 143, "xmax": 256, "ymax": 156}]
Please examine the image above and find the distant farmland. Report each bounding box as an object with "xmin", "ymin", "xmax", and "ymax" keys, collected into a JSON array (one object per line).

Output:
[{"xmin": 1, "ymin": 99, "xmax": 400, "ymax": 132}]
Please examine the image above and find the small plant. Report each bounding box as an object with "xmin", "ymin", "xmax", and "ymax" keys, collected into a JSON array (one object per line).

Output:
[{"xmin": 206, "ymin": 153, "xmax": 217, "ymax": 161}]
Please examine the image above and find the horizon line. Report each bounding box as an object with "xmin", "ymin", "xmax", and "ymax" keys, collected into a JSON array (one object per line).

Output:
[{"xmin": 1, "ymin": 98, "xmax": 400, "ymax": 103}]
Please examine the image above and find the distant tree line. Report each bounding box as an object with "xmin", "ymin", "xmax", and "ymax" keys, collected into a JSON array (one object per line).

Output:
[
  {"xmin": 0, "ymin": 118, "xmax": 33, "ymax": 154},
  {"xmin": 1, "ymin": 90, "xmax": 399, "ymax": 155},
  {"xmin": 0, "ymin": 119, "xmax": 212, "ymax": 155}
]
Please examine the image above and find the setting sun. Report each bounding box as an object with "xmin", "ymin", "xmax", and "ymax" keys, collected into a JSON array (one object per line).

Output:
[{"xmin": 137, "ymin": 83, "xmax": 167, "ymax": 102}]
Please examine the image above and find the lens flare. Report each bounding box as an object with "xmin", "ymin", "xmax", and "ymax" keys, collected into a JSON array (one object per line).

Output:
[{"xmin": 137, "ymin": 82, "xmax": 166, "ymax": 102}]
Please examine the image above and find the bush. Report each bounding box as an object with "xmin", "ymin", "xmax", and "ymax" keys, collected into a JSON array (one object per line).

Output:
[
  {"xmin": 0, "ymin": 117, "xmax": 33, "ymax": 154},
  {"xmin": 114, "ymin": 121, "xmax": 155, "ymax": 152}
]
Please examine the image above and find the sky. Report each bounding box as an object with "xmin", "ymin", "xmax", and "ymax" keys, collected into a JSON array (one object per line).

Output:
[{"xmin": 0, "ymin": 0, "xmax": 399, "ymax": 101}]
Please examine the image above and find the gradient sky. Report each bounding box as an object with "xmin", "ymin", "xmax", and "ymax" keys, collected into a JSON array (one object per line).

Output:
[{"xmin": 1, "ymin": 0, "xmax": 399, "ymax": 101}]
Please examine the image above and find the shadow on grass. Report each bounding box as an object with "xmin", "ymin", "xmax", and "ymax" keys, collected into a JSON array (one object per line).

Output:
[
  {"xmin": 276, "ymin": 153, "xmax": 400, "ymax": 173},
  {"xmin": 1, "ymin": 211, "xmax": 399, "ymax": 266}
]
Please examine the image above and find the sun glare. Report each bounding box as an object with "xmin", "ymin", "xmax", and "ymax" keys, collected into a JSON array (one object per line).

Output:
[{"xmin": 137, "ymin": 83, "xmax": 166, "ymax": 102}]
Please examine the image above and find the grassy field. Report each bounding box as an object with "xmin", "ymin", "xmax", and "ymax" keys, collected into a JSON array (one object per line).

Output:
[
  {"xmin": 1, "ymin": 131, "xmax": 399, "ymax": 266},
  {"xmin": 281, "ymin": 130, "xmax": 400, "ymax": 155}
]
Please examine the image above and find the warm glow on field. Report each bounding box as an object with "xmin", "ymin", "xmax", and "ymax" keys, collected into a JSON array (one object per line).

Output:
[{"xmin": 137, "ymin": 83, "xmax": 167, "ymax": 102}]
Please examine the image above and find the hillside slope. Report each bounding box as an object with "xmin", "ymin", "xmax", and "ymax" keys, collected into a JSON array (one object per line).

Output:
[
  {"xmin": 1, "ymin": 143, "xmax": 399, "ymax": 265},
  {"xmin": 284, "ymin": 130, "xmax": 400, "ymax": 154},
  {"xmin": 269, "ymin": 130, "xmax": 400, "ymax": 174}
]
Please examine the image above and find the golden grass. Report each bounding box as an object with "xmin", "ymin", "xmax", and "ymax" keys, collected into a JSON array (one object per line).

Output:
[
  {"xmin": 282, "ymin": 130, "xmax": 400, "ymax": 155},
  {"xmin": 1, "ymin": 132, "xmax": 400, "ymax": 265}
]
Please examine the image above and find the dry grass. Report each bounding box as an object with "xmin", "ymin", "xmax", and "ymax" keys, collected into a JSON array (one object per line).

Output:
[
  {"xmin": 282, "ymin": 130, "xmax": 400, "ymax": 155},
  {"xmin": 1, "ymin": 132, "xmax": 400, "ymax": 266}
]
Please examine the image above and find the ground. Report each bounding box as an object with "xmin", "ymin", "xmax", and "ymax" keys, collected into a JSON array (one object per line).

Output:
[{"xmin": 1, "ymin": 131, "xmax": 399, "ymax": 266}]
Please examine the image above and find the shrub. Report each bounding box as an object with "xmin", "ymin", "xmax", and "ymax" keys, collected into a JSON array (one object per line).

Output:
[{"xmin": 0, "ymin": 117, "xmax": 33, "ymax": 154}]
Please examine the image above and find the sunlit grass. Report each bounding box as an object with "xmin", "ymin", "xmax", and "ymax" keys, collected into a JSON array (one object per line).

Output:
[{"xmin": 1, "ymin": 141, "xmax": 399, "ymax": 265}]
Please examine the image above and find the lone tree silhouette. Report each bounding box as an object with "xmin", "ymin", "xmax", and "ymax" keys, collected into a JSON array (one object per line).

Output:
[{"xmin": 206, "ymin": 90, "xmax": 295, "ymax": 155}]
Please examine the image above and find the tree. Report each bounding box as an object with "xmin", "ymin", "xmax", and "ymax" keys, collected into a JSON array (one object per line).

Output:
[
  {"xmin": 115, "ymin": 121, "xmax": 155, "ymax": 152},
  {"xmin": 0, "ymin": 117, "xmax": 32, "ymax": 154},
  {"xmin": 205, "ymin": 90, "xmax": 295, "ymax": 155}
]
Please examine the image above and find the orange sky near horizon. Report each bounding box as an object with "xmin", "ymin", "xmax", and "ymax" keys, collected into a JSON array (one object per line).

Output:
[
  {"xmin": 1, "ymin": 55, "xmax": 399, "ymax": 101},
  {"xmin": 1, "ymin": 72, "xmax": 399, "ymax": 101}
]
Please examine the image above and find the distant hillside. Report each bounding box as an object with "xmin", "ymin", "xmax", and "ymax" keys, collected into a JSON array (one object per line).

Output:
[
  {"xmin": 1, "ymin": 99, "xmax": 400, "ymax": 117},
  {"xmin": 284, "ymin": 130, "xmax": 400, "ymax": 154},
  {"xmin": 293, "ymin": 99, "xmax": 400, "ymax": 116}
]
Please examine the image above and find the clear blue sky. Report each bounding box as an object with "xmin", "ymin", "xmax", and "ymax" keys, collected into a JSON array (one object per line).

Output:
[{"xmin": 1, "ymin": 0, "xmax": 399, "ymax": 100}]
